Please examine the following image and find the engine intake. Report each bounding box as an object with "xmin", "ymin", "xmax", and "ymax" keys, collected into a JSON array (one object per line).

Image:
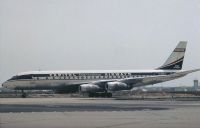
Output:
[
  {"xmin": 79, "ymin": 84, "xmax": 102, "ymax": 93},
  {"xmin": 107, "ymin": 82, "xmax": 129, "ymax": 91}
]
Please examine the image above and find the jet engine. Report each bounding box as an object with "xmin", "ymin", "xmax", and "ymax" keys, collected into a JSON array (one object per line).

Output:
[
  {"xmin": 107, "ymin": 82, "xmax": 129, "ymax": 91},
  {"xmin": 79, "ymin": 84, "xmax": 102, "ymax": 93}
]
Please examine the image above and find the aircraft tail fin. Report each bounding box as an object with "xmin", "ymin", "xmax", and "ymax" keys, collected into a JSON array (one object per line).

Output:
[{"xmin": 157, "ymin": 41, "xmax": 187, "ymax": 70}]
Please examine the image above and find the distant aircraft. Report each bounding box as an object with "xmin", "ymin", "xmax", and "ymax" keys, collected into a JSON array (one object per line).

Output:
[{"xmin": 2, "ymin": 41, "xmax": 200, "ymax": 97}]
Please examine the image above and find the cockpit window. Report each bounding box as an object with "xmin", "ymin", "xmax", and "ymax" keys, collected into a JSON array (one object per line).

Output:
[
  {"xmin": 9, "ymin": 74, "xmax": 32, "ymax": 81},
  {"xmin": 8, "ymin": 74, "xmax": 49, "ymax": 81},
  {"xmin": 17, "ymin": 75, "xmax": 32, "ymax": 80},
  {"xmin": 9, "ymin": 75, "xmax": 18, "ymax": 81}
]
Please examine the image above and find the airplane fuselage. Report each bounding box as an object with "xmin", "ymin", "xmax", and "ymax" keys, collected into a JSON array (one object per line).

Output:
[{"xmin": 2, "ymin": 70, "xmax": 178, "ymax": 90}]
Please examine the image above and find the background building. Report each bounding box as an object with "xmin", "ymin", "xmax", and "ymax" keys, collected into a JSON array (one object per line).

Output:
[{"xmin": 194, "ymin": 79, "xmax": 199, "ymax": 90}]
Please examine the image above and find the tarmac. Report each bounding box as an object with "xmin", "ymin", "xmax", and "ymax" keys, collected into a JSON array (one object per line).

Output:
[{"xmin": 1, "ymin": 98, "xmax": 200, "ymax": 128}]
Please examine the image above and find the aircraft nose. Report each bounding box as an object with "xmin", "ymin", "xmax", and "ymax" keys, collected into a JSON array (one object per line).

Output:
[
  {"xmin": 2, "ymin": 83, "xmax": 4, "ymax": 88},
  {"xmin": 2, "ymin": 82, "xmax": 7, "ymax": 88}
]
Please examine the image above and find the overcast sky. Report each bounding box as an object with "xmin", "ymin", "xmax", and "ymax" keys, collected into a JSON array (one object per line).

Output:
[{"xmin": 0, "ymin": 0, "xmax": 200, "ymax": 87}]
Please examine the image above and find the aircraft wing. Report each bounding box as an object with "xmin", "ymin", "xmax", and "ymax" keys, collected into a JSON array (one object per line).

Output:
[
  {"xmin": 91, "ymin": 69, "xmax": 200, "ymax": 88},
  {"xmin": 117, "ymin": 69, "xmax": 200, "ymax": 87}
]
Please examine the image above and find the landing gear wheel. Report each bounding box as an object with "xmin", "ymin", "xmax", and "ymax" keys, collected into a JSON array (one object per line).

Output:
[
  {"xmin": 22, "ymin": 93, "xmax": 27, "ymax": 98},
  {"xmin": 21, "ymin": 90, "xmax": 27, "ymax": 98}
]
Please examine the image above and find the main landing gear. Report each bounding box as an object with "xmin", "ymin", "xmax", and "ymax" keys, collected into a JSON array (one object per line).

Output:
[{"xmin": 21, "ymin": 90, "xmax": 27, "ymax": 98}]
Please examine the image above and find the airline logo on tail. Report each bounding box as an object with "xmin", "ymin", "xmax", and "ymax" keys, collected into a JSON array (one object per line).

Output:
[
  {"xmin": 157, "ymin": 41, "xmax": 187, "ymax": 70},
  {"xmin": 174, "ymin": 48, "xmax": 186, "ymax": 52}
]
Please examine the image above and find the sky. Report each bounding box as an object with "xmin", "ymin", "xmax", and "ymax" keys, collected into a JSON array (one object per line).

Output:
[{"xmin": 0, "ymin": 0, "xmax": 200, "ymax": 87}]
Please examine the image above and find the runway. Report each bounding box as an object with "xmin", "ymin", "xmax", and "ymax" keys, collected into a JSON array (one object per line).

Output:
[
  {"xmin": 1, "ymin": 98, "xmax": 200, "ymax": 128},
  {"xmin": 0, "ymin": 100, "xmax": 171, "ymax": 113}
]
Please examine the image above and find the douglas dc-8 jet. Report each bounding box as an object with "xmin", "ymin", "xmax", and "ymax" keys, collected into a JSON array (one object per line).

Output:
[{"xmin": 2, "ymin": 41, "xmax": 200, "ymax": 97}]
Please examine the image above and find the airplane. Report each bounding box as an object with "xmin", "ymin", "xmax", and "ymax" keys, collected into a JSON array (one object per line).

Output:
[{"xmin": 2, "ymin": 41, "xmax": 200, "ymax": 97}]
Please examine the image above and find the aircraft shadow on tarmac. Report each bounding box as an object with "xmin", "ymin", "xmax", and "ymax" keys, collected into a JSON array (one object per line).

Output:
[{"xmin": 0, "ymin": 103, "xmax": 170, "ymax": 113}]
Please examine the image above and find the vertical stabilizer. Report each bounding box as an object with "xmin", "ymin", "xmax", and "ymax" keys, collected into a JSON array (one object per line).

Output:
[{"xmin": 157, "ymin": 41, "xmax": 187, "ymax": 70}]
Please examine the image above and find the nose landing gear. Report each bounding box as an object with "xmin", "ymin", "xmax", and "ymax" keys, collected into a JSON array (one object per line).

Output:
[{"xmin": 21, "ymin": 90, "xmax": 27, "ymax": 98}]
